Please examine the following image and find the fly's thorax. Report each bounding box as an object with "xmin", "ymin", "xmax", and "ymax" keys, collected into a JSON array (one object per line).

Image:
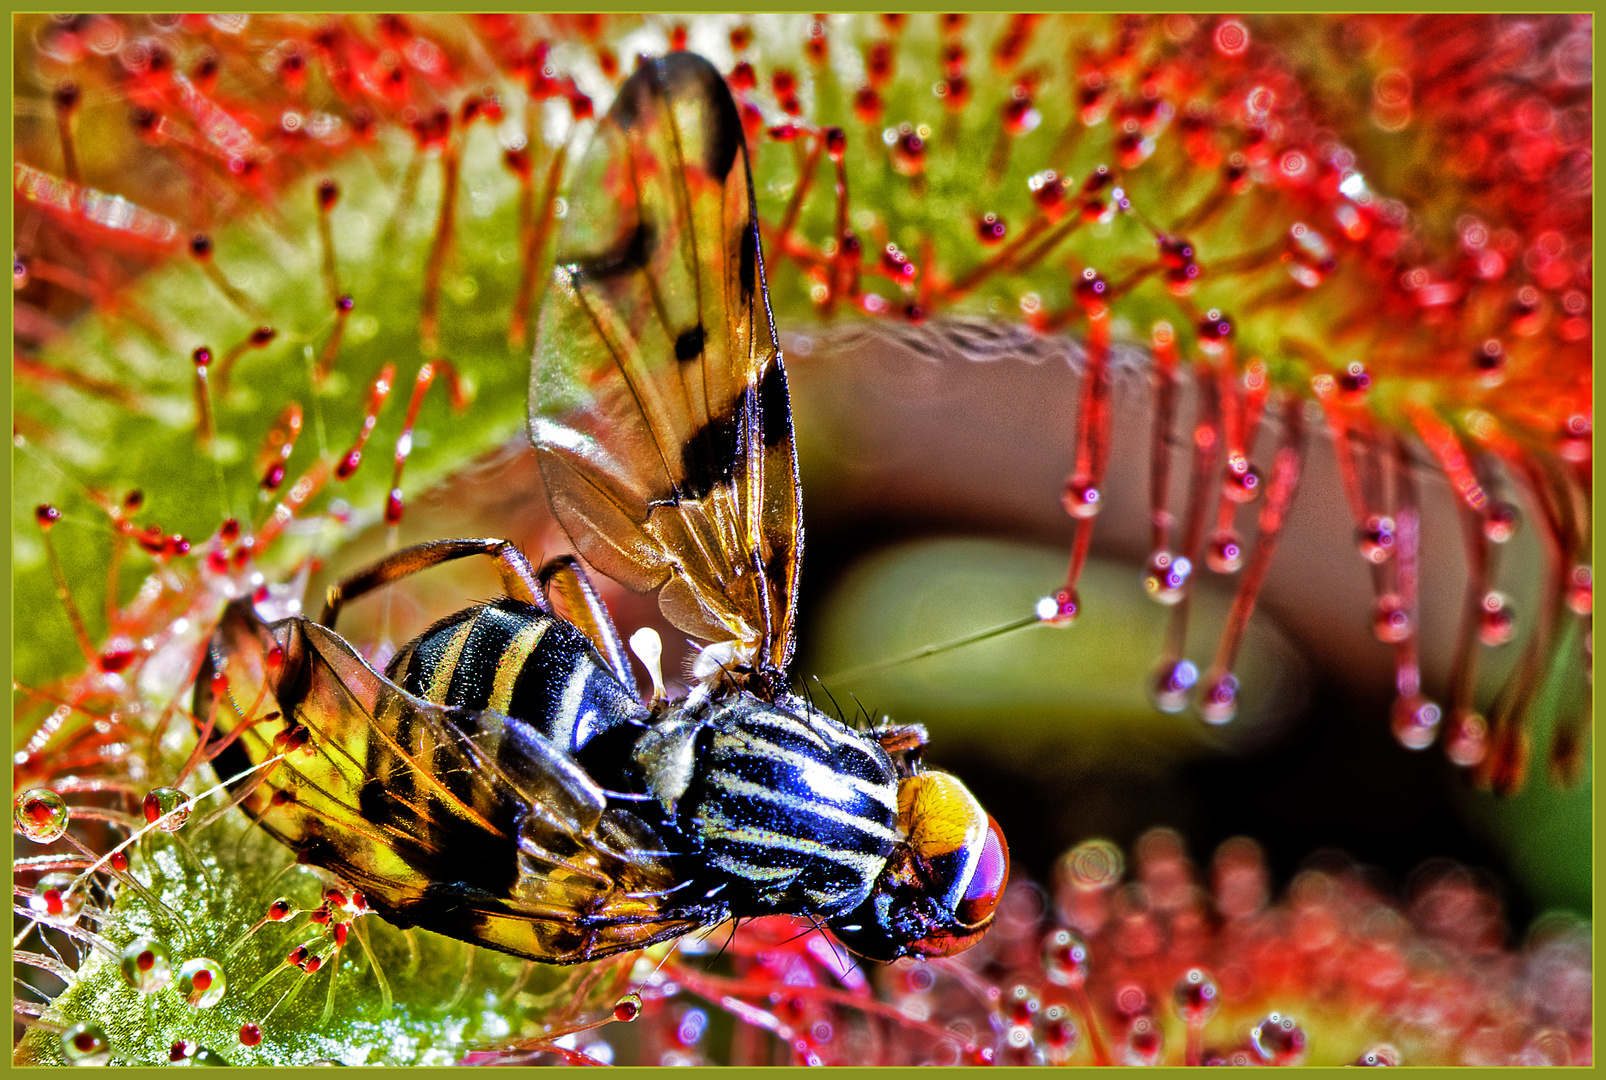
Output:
[{"xmin": 653, "ymin": 692, "xmax": 901, "ymax": 919}]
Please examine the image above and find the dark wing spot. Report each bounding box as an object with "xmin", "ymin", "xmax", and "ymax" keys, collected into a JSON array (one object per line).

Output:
[
  {"xmin": 572, "ymin": 219, "xmax": 653, "ymax": 282},
  {"xmin": 756, "ymin": 360, "xmax": 792, "ymax": 449},
  {"xmin": 697, "ymin": 72, "xmax": 742, "ymax": 180},
  {"xmin": 764, "ymin": 546, "xmax": 791, "ymax": 591},
  {"xmin": 608, "ymin": 57, "xmax": 658, "ymax": 132},
  {"xmin": 678, "ymin": 411, "xmax": 739, "ymax": 500},
  {"xmin": 609, "ymin": 54, "xmax": 743, "ymax": 182},
  {"xmin": 659, "ymin": 53, "xmax": 743, "ymax": 179},
  {"xmin": 675, "ymin": 324, "xmax": 705, "ymax": 363},
  {"xmin": 739, "ymin": 223, "xmax": 758, "ymax": 302}
]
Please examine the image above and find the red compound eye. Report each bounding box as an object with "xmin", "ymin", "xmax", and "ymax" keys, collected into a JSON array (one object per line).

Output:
[{"xmin": 956, "ymin": 815, "xmax": 1009, "ymax": 926}]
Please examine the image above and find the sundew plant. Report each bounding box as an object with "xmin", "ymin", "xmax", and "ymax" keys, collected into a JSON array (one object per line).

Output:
[{"xmin": 12, "ymin": 14, "xmax": 1592, "ymax": 1066}]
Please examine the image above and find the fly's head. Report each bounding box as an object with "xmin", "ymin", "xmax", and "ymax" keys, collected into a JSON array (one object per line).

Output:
[{"xmin": 829, "ymin": 770, "xmax": 1009, "ymax": 962}]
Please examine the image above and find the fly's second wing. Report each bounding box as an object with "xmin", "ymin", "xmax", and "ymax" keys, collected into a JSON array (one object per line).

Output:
[
  {"xmin": 196, "ymin": 600, "xmax": 717, "ymax": 963},
  {"xmin": 530, "ymin": 52, "xmax": 801, "ymax": 675}
]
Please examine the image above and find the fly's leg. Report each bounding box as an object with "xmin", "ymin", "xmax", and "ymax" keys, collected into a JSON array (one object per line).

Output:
[
  {"xmin": 538, "ymin": 554, "xmax": 639, "ymax": 700},
  {"xmin": 318, "ymin": 538, "xmax": 546, "ymax": 629}
]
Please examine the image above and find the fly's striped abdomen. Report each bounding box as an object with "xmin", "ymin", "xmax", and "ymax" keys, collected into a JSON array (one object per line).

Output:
[
  {"xmin": 684, "ymin": 698, "xmax": 899, "ymax": 918},
  {"xmin": 385, "ymin": 598, "xmax": 646, "ymax": 758}
]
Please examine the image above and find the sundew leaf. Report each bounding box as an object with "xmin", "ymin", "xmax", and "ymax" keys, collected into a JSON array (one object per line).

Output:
[
  {"xmin": 13, "ymin": 14, "xmax": 1592, "ymax": 1068},
  {"xmin": 15, "ymin": 126, "xmax": 535, "ymax": 688},
  {"xmin": 14, "ymin": 782, "xmax": 637, "ymax": 1066}
]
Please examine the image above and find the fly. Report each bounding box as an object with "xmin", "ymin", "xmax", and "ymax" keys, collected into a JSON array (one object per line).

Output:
[{"xmin": 196, "ymin": 52, "xmax": 1008, "ymax": 967}]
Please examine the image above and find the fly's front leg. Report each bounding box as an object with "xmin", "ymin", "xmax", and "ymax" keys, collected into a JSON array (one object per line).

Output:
[
  {"xmin": 538, "ymin": 554, "xmax": 640, "ymax": 700},
  {"xmin": 319, "ymin": 538, "xmax": 546, "ymax": 629}
]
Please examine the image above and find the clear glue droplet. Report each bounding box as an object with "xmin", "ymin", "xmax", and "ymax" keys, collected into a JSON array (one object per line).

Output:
[
  {"xmin": 1391, "ymin": 695, "xmax": 1442, "ymax": 750},
  {"xmin": 119, "ymin": 937, "xmax": 174, "ymax": 993},
  {"xmin": 1143, "ymin": 551, "xmax": 1191, "ymax": 605},
  {"xmin": 1477, "ymin": 592, "xmax": 1515, "ymax": 646},
  {"xmin": 1566, "ymin": 565, "xmax": 1591, "ymax": 615},
  {"xmin": 1151, "ymin": 659, "xmax": 1199, "ymax": 714},
  {"xmin": 61, "ymin": 1021, "xmax": 111, "ymax": 1065},
  {"xmin": 1122, "ymin": 1015, "xmax": 1164, "ymax": 1066},
  {"xmin": 1173, "ymin": 967, "xmax": 1220, "ymax": 1024},
  {"xmin": 1251, "ymin": 1012, "xmax": 1308, "ymax": 1065},
  {"xmin": 142, "ymin": 787, "xmax": 192, "ymax": 831},
  {"xmin": 1373, "ymin": 593, "xmax": 1411, "ymax": 643},
  {"xmin": 1356, "ymin": 515, "xmax": 1396, "ymax": 564},
  {"xmin": 1356, "ymin": 1043, "xmax": 1402, "ymax": 1066},
  {"xmin": 14, "ymin": 788, "xmax": 70, "ymax": 843},
  {"xmin": 1482, "ymin": 502, "xmax": 1519, "ymax": 544},
  {"xmin": 1036, "ymin": 589, "xmax": 1080, "ymax": 625},
  {"xmin": 178, "ymin": 957, "xmax": 227, "ymax": 1008},
  {"xmin": 1197, "ymin": 671, "xmax": 1239, "ymax": 725},
  {"xmin": 29, "ymin": 871, "xmax": 85, "ymax": 926},
  {"xmin": 1205, "ymin": 529, "xmax": 1244, "ymax": 574},
  {"xmin": 1062, "ymin": 477, "xmax": 1101, "ymax": 519},
  {"xmin": 1444, "ymin": 710, "xmax": 1488, "ymax": 767},
  {"xmin": 1041, "ymin": 928, "xmax": 1090, "ymax": 988},
  {"xmin": 1222, "ymin": 460, "xmax": 1261, "ymax": 504}
]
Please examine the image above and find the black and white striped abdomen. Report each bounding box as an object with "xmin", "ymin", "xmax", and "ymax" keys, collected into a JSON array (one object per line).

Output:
[
  {"xmin": 686, "ymin": 698, "xmax": 900, "ymax": 918},
  {"xmin": 385, "ymin": 598, "xmax": 644, "ymax": 758}
]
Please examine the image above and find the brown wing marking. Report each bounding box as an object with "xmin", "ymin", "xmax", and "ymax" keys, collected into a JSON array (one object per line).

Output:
[
  {"xmin": 530, "ymin": 52, "xmax": 802, "ymax": 676},
  {"xmin": 196, "ymin": 600, "xmax": 720, "ymax": 963}
]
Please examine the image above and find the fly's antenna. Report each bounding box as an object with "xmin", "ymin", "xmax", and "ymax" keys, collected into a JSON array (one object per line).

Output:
[{"xmin": 815, "ymin": 612, "xmax": 1043, "ymax": 687}]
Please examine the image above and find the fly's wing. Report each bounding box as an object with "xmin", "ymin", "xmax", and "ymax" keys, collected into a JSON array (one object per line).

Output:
[
  {"xmin": 530, "ymin": 52, "xmax": 801, "ymax": 675},
  {"xmin": 196, "ymin": 600, "xmax": 715, "ymax": 963}
]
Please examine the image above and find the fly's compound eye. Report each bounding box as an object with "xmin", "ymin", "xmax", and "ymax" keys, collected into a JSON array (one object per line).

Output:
[
  {"xmin": 954, "ymin": 814, "xmax": 1008, "ymax": 926},
  {"xmin": 828, "ymin": 771, "xmax": 1009, "ymax": 962},
  {"xmin": 901, "ymin": 771, "xmax": 1009, "ymax": 938}
]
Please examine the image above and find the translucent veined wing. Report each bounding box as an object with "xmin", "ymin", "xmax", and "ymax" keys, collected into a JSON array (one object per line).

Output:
[
  {"xmin": 196, "ymin": 600, "xmax": 717, "ymax": 963},
  {"xmin": 530, "ymin": 52, "xmax": 801, "ymax": 677}
]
